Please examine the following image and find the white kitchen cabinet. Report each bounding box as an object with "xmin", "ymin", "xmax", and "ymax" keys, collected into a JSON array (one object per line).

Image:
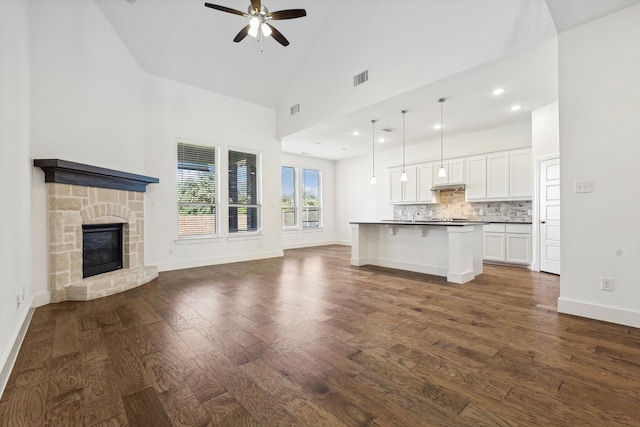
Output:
[
  {"xmin": 433, "ymin": 158, "xmax": 465, "ymax": 185},
  {"xmin": 465, "ymin": 156, "xmax": 487, "ymax": 200},
  {"xmin": 417, "ymin": 163, "xmax": 438, "ymax": 203},
  {"xmin": 509, "ymin": 148, "xmax": 532, "ymax": 199},
  {"xmin": 466, "ymin": 148, "xmax": 532, "ymax": 201},
  {"xmin": 486, "ymin": 152, "xmax": 509, "ymax": 199},
  {"xmin": 389, "ymin": 166, "xmax": 417, "ymax": 203},
  {"xmin": 483, "ymin": 223, "xmax": 532, "ymax": 265}
]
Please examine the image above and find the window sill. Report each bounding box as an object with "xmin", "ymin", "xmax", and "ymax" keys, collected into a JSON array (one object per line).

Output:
[
  {"xmin": 175, "ymin": 234, "xmax": 223, "ymax": 245},
  {"xmin": 302, "ymin": 227, "xmax": 324, "ymax": 233},
  {"xmin": 226, "ymin": 232, "xmax": 264, "ymax": 241}
]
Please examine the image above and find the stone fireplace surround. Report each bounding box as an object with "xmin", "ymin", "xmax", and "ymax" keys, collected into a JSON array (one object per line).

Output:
[{"xmin": 35, "ymin": 159, "xmax": 159, "ymax": 302}]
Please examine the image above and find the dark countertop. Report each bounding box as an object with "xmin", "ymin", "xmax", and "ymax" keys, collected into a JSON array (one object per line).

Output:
[
  {"xmin": 350, "ymin": 220, "xmax": 532, "ymax": 226},
  {"xmin": 350, "ymin": 220, "xmax": 489, "ymax": 227}
]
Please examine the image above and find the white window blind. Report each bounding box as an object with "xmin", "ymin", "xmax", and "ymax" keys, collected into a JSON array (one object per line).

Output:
[
  {"xmin": 177, "ymin": 142, "xmax": 217, "ymax": 236},
  {"xmin": 281, "ymin": 166, "xmax": 297, "ymax": 227},
  {"xmin": 229, "ymin": 150, "xmax": 261, "ymax": 233}
]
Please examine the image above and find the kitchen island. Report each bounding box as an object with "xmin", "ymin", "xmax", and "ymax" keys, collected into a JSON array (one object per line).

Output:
[{"xmin": 350, "ymin": 220, "xmax": 488, "ymax": 284}]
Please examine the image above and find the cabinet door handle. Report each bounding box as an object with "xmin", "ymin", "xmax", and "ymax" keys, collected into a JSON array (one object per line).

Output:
[{"xmin": 540, "ymin": 220, "xmax": 546, "ymax": 224}]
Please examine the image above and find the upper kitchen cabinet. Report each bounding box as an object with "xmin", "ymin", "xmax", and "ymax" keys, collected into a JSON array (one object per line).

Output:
[
  {"xmin": 433, "ymin": 158, "xmax": 465, "ymax": 185},
  {"xmin": 417, "ymin": 163, "xmax": 439, "ymax": 203},
  {"xmin": 509, "ymin": 148, "xmax": 532, "ymax": 198},
  {"xmin": 389, "ymin": 166, "xmax": 417, "ymax": 203},
  {"xmin": 486, "ymin": 152, "xmax": 510, "ymax": 199},
  {"xmin": 465, "ymin": 156, "xmax": 487, "ymax": 200},
  {"xmin": 465, "ymin": 147, "xmax": 532, "ymax": 201}
]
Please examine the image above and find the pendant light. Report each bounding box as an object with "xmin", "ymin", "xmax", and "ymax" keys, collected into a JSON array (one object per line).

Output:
[
  {"xmin": 400, "ymin": 110, "xmax": 408, "ymax": 182},
  {"xmin": 370, "ymin": 119, "xmax": 378, "ymax": 185},
  {"xmin": 437, "ymin": 98, "xmax": 447, "ymax": 179}
]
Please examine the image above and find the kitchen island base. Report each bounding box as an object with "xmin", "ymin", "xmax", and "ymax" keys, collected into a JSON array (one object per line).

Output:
[{"xmin": 350, "ymin": 222, "xmax": 484, "ymax": 284}]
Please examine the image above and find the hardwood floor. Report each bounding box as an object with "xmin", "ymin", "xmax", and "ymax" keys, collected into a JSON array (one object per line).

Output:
[{"xmin": 2, "ymin": 245, "xmax": 640, "ymax": 426}]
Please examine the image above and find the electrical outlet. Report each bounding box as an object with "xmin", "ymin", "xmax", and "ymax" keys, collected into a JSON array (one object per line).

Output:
[
  {"xmin": 168, "ymin": 248, "xmax": 174, "ymax": 256},
  {"xmin": 574, "ymin": 180, "xmax": 593, "ymax": 193},
  {"xmin": 601, "ymin": 277, "xmax": 614, "ymax": 291},
  {"xmin": 479, "ymin": 208, "xmax": 484, "ymax": 216}
]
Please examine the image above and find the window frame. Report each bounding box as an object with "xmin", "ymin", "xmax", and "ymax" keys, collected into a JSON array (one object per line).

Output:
[
  {"xmin": 228, "ymin": 147, "xmax": 262, "ymax": 235},
  {"xmin": 176, "ymin": 141, "xmax": 219, "ymax": 239},
  {"xmin": 281, "ymin": 166, "xmax": 298, "ymax": 229},
  {"xmin": 302, "ymin": 168, "xmax": 322, "ymax": 229}
]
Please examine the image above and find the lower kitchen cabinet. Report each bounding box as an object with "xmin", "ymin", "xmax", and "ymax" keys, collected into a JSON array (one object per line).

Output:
[{"xmin": 483, "ymin": 223, "xmax": 532, "ymax": 265}]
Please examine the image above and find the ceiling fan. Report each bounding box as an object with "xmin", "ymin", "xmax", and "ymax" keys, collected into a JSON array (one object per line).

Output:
[{"xmin": 204, "ymin": 1, "xmax": 306, "ymax": 47}]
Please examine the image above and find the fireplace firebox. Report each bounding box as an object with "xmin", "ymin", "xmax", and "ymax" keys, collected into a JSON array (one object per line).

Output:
[{"xmin": 82, "ymin": 223, "xmax": 124, "ymax": 278}]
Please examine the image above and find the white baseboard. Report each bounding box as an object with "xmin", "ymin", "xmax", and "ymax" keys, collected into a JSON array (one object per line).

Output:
[
  {"xmin": 282, "ymin": 240, "xmax": 345, "ymax": 250},
  {"xmin": 558, "ymin": 297, "xmax": 640, "ymax": 328},
  {"xmin": 32, "ymin": 291, "xmax": 50, "ymax": 307},
  {"xmin": 157, "ymin": 250, "xmax": 284, "ymax": 272},
  {"xmin": 0, "ymin": 307, "xmax": 34, "ymax": 398}
]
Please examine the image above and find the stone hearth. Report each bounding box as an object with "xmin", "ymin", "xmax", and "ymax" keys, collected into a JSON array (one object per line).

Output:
[{"xmin": 35, "ymin": 159, "xmax": 159, "ymax": 302}]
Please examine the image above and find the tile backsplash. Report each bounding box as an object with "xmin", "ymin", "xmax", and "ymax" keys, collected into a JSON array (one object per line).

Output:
[{"xmin": 393, "ymin": 190, "xmax": 532, "ymax": 222}]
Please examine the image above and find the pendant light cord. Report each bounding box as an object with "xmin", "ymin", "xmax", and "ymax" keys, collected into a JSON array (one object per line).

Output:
[
  {"xmin": 371, "ymin": 119, "xmax": 377, "ymax": 178},
  {"xmin": 439, "ymin": 98, "xmax": 445, "ymax": 168},
  {"xmin": 402, "ymin": 110, "xmax": 407, "ymax": 172}
]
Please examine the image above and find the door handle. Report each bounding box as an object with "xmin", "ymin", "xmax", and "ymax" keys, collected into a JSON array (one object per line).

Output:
[{"xmin": 540, "ymin": 220, "xmax": 546, "ymax": 224}]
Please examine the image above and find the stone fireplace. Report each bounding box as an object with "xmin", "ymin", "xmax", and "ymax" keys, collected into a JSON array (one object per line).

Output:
[{"xmin": 35, "ymin": 159, "xmax": 159, "ymax": 302}]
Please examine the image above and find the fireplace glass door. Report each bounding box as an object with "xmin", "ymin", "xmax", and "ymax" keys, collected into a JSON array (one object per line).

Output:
[{"xmin": 82, "ymin": 223, "xmax": 123, "ymax": 278}]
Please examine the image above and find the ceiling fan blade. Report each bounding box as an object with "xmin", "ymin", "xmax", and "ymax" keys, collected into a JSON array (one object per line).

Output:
[
  {"xmin": 250, "ymin": 0, "xmax": 261, "ymax": 13},
  {"xmin": 270, "ymin": 9, "xmax": 307, "ymax": 20},
  {"xmin": 265, "ymin": 23, "xmax": 289, "ymax": 46},
  {"xmin": 204, "ymin": 3, "xmax": 247, "ymax": 17},
  {"xmin": 233, "ymin": 24, "xmax": 251, "ymax": 42}
]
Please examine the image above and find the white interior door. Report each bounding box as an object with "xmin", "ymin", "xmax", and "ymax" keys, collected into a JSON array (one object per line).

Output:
[{"xmin": 539, "ymin": 158, "xmax": 560, "ymax": 274}]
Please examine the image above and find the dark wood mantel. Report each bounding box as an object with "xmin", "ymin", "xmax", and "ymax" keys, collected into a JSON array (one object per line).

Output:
[{"xmin": 34, "ymin": 159, "xmax": 159, "ymax": 192}]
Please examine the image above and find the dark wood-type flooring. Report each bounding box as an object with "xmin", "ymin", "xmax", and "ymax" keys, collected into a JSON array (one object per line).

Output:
[{"xmin": 2, "ymin": 245, "xmax": 640, "ymax": 426}]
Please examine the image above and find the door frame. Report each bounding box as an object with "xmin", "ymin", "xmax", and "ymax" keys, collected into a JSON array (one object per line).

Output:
[{"xmin": 533, "ymin": 153, "xmax": 560, "ymax": 273}]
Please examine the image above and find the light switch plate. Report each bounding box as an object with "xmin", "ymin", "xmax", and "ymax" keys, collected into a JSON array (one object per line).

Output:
[{"xmin": 574, "ymin": 180, "xmax": 593, "ymax": 193}]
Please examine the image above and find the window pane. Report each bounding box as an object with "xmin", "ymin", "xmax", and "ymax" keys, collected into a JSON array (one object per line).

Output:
[
  {"xmin": 229, "ymin": 206, "xmax": 259, "ymax": 232},
  {"xmin": 177, "ymin": 143, "xmax": 217, "ymax": 236},
  {"xmin": 303, "ymin": 169, "xmax": 321, "ymax": 228},
  {"xmin": 229, "ymin": 150, "xmax": 261, "ymax": 233},
  {"xmin": 281, "ymin": 166, "xmax": 296, "ymax": 227}
]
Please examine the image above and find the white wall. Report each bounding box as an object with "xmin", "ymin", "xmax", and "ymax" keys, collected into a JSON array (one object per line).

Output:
[
  {"xmin": 281, "ymin": 153, "xmax": 336, "ymax": 249},
  {"xmin": 0, "ymin": 0, "xmax": 33, "ymax": 395},
  {"xmin": 144, "ymin": 75, "xmax": 282, "ymax": 271},
  {"xmin": 557, "ymin": 5, "xmax": 640, "ymax": 327},
  {"xmin": 334, "ymin": 122, "xmax": 532, "ymax": 243},
  {"xmin": 29, "ymin": 0, "xmax": 147, "ymax": 304}
]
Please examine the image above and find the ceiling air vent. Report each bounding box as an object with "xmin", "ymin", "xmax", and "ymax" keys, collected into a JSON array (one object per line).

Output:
[
  {"xmin": 381, "ymin": 127, "xmax": 395, "ymax": 133},
  {"xmin": 353, "ymin": 70, "xmax": 369, "ymax": 87},
  {"xmin": 290, "ymin": 104, "xmax": 300, "ymax": 116}
]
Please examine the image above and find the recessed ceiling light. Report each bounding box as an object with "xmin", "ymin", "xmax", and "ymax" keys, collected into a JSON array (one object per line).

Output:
[
  {"xmin": 433, "ymin": 124, "xmax": 442, "ymax": 130},
  {"xmin": 492, "ymin": 88, "xmax": 505, "ymax": 96},
  {"xmin": 378, "ymin": 138, "xmax": 385, "ymax": 143},
  {"xmin": 352, "ymin": 131, "xmax": 360, "ymax": 136},
  {"xmin": 341, "ymin": 148, "xmax": 347, "ymax": 150},
  {"xmin": 315, "ymin": 142, "xmax": 322, "ymax": 145},
  {"xmin": 510, "ymin": 105, "xmax": 522, "ymax": 111}
]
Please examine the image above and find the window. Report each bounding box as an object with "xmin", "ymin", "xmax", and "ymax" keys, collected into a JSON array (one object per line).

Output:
[
  {"xmin": 281, "ymin": 166, "xmax": 297, "ymax": 227},
  {"xmin": 229, "ymin": 150, "xmax": 261, "ymax": 233},
  {"xmin": 302, "ymin": 169, "xmax": 321, "ymax": 228},
  {"xmin": 177, "ymin": 142, "xmax": 217, "ymax": 237}
]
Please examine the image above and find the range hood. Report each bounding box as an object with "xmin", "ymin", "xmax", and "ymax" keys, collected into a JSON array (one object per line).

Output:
[{"xmin": 430, "ymin": 183, "xmax": 466, "ymax": 191}]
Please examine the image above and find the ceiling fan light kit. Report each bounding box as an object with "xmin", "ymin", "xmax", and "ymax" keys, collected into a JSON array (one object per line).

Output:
[{"xmin": 204, "ymin": 1, "xmax": 306, "ymax": 48}]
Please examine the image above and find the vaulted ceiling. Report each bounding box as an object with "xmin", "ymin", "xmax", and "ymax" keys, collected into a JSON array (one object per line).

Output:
[{"xmin": 95, "ymin": 0, "xmax": 640, "ymax": 159}]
